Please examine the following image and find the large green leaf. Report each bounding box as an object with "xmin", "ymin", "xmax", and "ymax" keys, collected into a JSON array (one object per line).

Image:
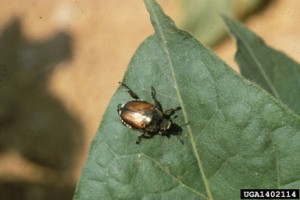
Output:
[
  {"xmin": 224, "ymin": 16, "xmax": 300, "ymax": 115},
  {"xmin": 74, "ymin": 0, "xmax": 300, "ymax": 199}
]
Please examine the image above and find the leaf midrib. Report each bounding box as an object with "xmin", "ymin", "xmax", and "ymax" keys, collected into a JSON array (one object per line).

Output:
[{"xmin": 144, "ymin": 0, "xmax": 213, "ymax": 199}]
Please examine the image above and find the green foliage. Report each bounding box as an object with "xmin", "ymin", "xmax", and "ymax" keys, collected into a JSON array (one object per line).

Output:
[
  {"xmin": 74, "ymin": 0, "xmax": 300, "ymax": 199},
  {"xmin": 179, "ymin": 0, "xmax": 263, "ymax": 46},
  {"xmin": 224, "ymin": 16, "xmax": 300, "ymax": 115}
]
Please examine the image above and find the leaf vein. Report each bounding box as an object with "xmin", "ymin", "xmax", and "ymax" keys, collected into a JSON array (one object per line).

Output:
[
  {"xmin": 268, "ymin": 131, "xmax": 281, "ymax": 188},
  {"xmin": 142, "ymin": 153, "xmax": 207, "ymax": 199},
  {"xmin": 145, "ymin": 0, "xmax": 213, "ymax": 199}
]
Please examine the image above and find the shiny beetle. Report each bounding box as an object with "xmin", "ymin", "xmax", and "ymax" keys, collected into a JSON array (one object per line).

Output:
[{"xmin": 117, "ymin": 82, "xmax": 181, "ymax": 144}]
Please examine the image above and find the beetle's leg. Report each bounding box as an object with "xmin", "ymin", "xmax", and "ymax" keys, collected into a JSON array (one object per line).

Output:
[
  {"xmin": 164, "ymin": 107, "xmax": 181, "ymax": 117},
  {"xmin": 136, "ymin": 135, "xmax": 142, "ymax": 144},
  {"xmin": 119, "ymin": 82, "xmax": 139, "ymax": 99},
  {"xmin": 151, "ymin": 86, "xmax": 163, "ymax": 111},
  {"xmin": 136, "ymin": 132, "xmax": 152, "ymax": 144},
  {"xmin": 136, "ymin": 132, "xmax": 146, "ymax": 144}
]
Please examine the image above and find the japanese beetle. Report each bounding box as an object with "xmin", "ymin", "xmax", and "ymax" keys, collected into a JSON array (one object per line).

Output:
[{"xmin": 117, "ymin": 82, "xmax": 181, "ymax": 144}]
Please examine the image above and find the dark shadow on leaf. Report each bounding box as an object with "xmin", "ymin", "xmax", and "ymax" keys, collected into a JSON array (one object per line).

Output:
[
  {"xmin": 139, "ymin": 123, "xmax": 183, "ymax": 144},
  {"xmin": 166, "ymin": 123, "xmax": 183, "ymax": 137},
  {"xmin": 165, "ymin": 123, "xmax": 184, "ymax": 144}
]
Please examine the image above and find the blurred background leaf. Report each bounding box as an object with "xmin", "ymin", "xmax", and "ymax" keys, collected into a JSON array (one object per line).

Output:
[
  {"xmin": 224, "ymin": 16, "xmax": 300, "ymax": 115},
  {"xmin": 178, "ymin": 0, "xmax": 270, "ymax": 46}
]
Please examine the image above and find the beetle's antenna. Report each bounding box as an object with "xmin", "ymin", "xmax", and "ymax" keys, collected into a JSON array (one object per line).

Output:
[{"xmin": 164, "ymin": 107, "xmax": 181, "ymax": 117}]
